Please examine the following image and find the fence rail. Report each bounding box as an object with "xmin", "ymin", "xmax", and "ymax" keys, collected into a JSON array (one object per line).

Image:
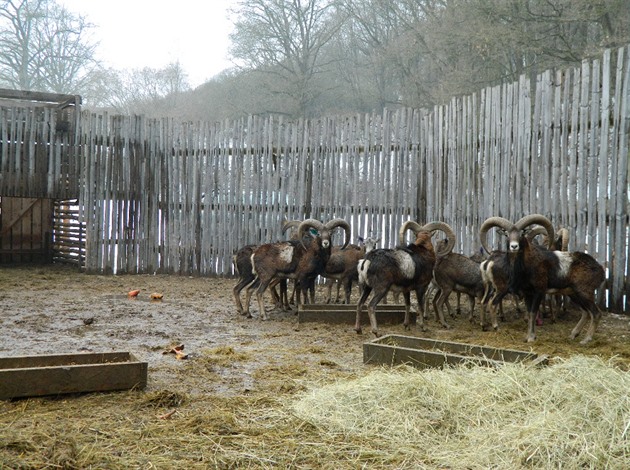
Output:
[{"xmin": 1, "ymin": 46, "xmax": 629, "ymax": 311}]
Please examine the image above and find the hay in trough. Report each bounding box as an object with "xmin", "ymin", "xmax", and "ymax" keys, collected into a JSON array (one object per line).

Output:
[{"xmin": 292, "ymin": 355, "xmax": 630, "ymax": 469}]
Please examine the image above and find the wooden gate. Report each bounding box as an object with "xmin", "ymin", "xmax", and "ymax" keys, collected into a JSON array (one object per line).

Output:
[{"xmin": 0, "ymin": 197, "xmax": 53, "ymax": 264}]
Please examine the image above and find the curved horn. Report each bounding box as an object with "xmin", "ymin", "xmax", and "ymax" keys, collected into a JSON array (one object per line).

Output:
[
  {"xmin": 479, "ymin": 216, "xmax": 514, "ymax": 254},
  {"xmin": 297, "ymin": 219, "xmax": 325, "ymax": 247},
  {"xmin": 421, "ymin": 221, "xmax": 455, "ymax": 257},
  {"xmin": 324, "ymin": 218, "xmax": 351, "ymax": 249},
  {"xmin": 514, "ymin": 214, "xmax": 555, "ymax": 250},
  {"xmin": 557, "ymin": 227, "xmax": 569, "ymax": 251},
  {"xmin": 282, "ymin": 219, "xmax": 301, "ymax": 234},
  {"xmin": 525, "ymin": 225, "xmax": 548, "ymax": 245},
  {"xmin": 399, "ymin": 220, "xmax": 424, "ymax": 245},
  {"xmin": 282, "ymin": 219, "xmax": 302, "ymax": 240}
]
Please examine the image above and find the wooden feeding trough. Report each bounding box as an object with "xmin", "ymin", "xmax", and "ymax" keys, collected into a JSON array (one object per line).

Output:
[
  {"xmin": 0, "ymin": 352, "xmax": 148, "ymax": 400},
  {"xmin": 298, "ymin": 303, "xmax": 416, "ymax": 326},
  {"xmin": 363, "ymin": 334, "xmax": 547, "ymax": 369}
]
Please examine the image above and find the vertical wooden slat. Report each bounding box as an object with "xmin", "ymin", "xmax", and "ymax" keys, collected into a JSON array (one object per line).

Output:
[
  {"xmin": 575, "ymin": 60, "xmax": 591, "ymax": 250},
  {"xmin": 559, "ymin": 70, "xmax": 571, "ymax": 229},
  {"xmin": 611, "ymin": 47, "xmax": 630, "ymax": 311},
  {"xmin": 587, "ymin": 59, "xmax": 601, "ymax": 256},
  {"xmin": 550, "ymin": 70, "xmax": 562, "ymax": 221},
  {"xmin": 568, "ymin": 67, "xmax": 580, "ymax": 242},
  {"xmin": 597, "ymin": 51, "xmax": 612, "ymax": 306}
]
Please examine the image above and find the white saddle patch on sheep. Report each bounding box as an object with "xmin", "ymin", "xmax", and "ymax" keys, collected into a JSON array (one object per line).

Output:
[
  {"xmin": 357, "ymin": 259, "xmax": 370, "ymax": 285},
  {"xmin": 278, "ymin": 244, "xmax": 294, "ymax": 263},
  {"xmin": 393, "ymin": 251, "xmax": 415, "ymax": 278},
  {"xmin": 553, "ymin": 251, "xmax": 572, "ymax": 278}
]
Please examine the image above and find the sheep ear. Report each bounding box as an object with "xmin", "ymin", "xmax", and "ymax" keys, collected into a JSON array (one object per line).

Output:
[{"xmin": 309, "ymin": 228, "xmax": 319, "ymax": 236}]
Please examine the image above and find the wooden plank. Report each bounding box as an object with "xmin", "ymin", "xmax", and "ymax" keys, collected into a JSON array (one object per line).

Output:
[
  {"xmin": 299, "ymin": 304, "xmax": 409, "ymax": 312},
  {"xmin": 298, "ymin": 304, "xmax": 415, "ymax": 325},
  {"xmin": 0, "ymin": 197, "xmax": 39, "ymax": 235},
  {"xmin": 0, "ymin": 88, "xmax": 80, "ymax": 105},
  {"xmin": 0, "ymin": 352, "xmax": 147, "ymax": 399},
  {"xmin": 363, "ymin": 334, "xmax": 544, "ymax": 370}
]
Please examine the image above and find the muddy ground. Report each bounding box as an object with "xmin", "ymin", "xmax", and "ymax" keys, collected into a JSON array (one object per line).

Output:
[{"xmin": 2, "ymin": 264, "xmax": 630, "ymax": 396}]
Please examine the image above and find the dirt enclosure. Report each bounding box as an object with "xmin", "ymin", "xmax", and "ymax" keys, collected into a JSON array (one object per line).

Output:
[{"xmin": 1, "ymin": 265, "xmax": 630, "ymax": 468}]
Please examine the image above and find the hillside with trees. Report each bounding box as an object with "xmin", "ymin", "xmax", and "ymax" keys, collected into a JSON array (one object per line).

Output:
[{"xmin": 1, "ymin": 0, "xmax": 629, "ymax": 120}]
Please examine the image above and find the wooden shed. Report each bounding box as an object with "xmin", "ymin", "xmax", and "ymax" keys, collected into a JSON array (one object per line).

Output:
[{"xmin": 0, "ymin": 89, "xmax": 83, "ymax": 265}]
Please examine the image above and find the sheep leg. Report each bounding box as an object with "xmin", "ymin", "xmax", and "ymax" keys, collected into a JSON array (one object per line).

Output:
[
  {"xmin": 324, "ymin": 278, "xmax": 334, "ymax": 303},
  {"xmin": 342, "ymin": 278, "xmax": 353, "ymax": 304},
  {"xmin": 307, "ymin": 277, "xmax": 316, "ymax": 304},
  {"xmin": 513, "ymin": 295, "xmax": 523, "ymax": 318},
  {"xmin": 482, "ymin": 295, "xmax": 494, "ymax": 330},
  {"xmin": 290, "ymin": 281, "xmax": 298, "ymax": 305},
  {"xmin": 233, "ymin": 275, "xmax": 255, "ymax": 316},
  {"xmin": 480, "ymin": 288, "xmax": 495, "ymax": 329},
  {"xmin": 269, "ymin": 280, "xmax": 281, "ymax": 308},
  {"xmin": 434, "ymin": 287, "xmax": 455, "ymax": 320},
  {"xmin": 489, "ymin": 295, "xmax": 501, "ymax": 331},
  {"xmin": 499, "ymin": 299, "xmax": 506, "ymax": 321},
  {"xmin": 482, "ymin": 298, "xmax": 492, "ymax": 325},
  {"xmin": 570, "ymin": 309, "xmax": 590, "ymax": 342},
  {"xmin": 367, "ymin": 290, "xmax": 388, "ymax": 337},
  {"xmin": 279, "ymin": 279, "xmax": 291, "ymax": 311},
  {"xmin": 569, "ymin": 295, "xmax": 602, "ymax": 344},
  {"xmin": 525, "ymin": 294, "xmax": 544, "ymax": 342},
  {"xmin": 433, "ymin": 285, "xmax": 451, "ymax": 323},
  {"xmin": 414, "ymin": 288, "xmax": 427, "ymax": 331},
  {"xmin": 241, "ymin": 278, "xmax": 259, "ymax": 318},
  {"xmin": 578, "ymin": 305, "xmax": 602, "ymax": 345},
  {"xmin": 255, "ymin": 283, "xmax": 270, "ymax": 321},
  {"xmin": 429, "ymin": 285, "xmax": 438, "ymax": 320},
  {"xmin": 486, "ymin": 290, "xmax": 505, "ymax": 331},
  {"xmin": 482, "ymin": 284, "xmax": 494, "ymax": 326},
  {"xmin": 467, "ymin": 294, "xmax": 476, "ymax": 320},
  {"xmin": 335, "ymin": 280, "xmax": 343, "ymax": 303},
  {"xmin": 491, "ymin": 301, "xmax": 500, "ymax": 330},
  {"xmin": 355, "ymin": 285, "xmax": 372, "ymax": 334},
  {"xmin": 432, "ymin": 290, "xmax": 451, "ymax": 329},
  {"xmin": 402, "ymin": 291, "xmax": 413, "ymax": 331}
]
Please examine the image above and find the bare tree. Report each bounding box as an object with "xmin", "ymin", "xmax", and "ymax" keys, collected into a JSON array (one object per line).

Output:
[
  {"xmin": 229, "ymin": 0, "xmax": 345, "ymax": 117},
  {"xmin": 88, "ymin": 62, "xmax": 192, "ymax": 117},
  {"xmin": 328, "ymin": 0, "xmax": 630, "ymax": 109},
  {"xmin": 328, "ymin": 0, "xmax": 404, "ymax": 111},
  {"xmin": 0, "ymin": 0, "xmax": 98, "ymax": 93}
]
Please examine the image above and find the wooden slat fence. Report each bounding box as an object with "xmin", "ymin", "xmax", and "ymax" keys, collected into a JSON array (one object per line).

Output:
[
  {"xmin": 52, "ymin": 198, "xmax": 85, "ymax": 265},
  {"xmin": 1, "ymin": 46, "xmax": 629, "ymax": 312},
  {"xmin": 0, "ymin": 91, "xmax": 81, "ymax": 199}
]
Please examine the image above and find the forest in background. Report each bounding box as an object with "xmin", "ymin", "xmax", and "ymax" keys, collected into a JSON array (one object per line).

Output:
[{"xmin": 1, "ymin": 0, "xmax": 629, "ymax": 121}]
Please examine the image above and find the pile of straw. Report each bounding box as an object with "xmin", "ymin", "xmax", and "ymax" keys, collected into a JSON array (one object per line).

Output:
[{"xmin": 292, "ymin": 355, "xmax": 630, "ymax": 468}]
